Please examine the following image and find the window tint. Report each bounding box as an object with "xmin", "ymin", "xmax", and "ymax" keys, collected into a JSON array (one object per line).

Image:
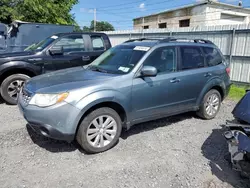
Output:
[
  {"xmin": 91, "ymin": 36, "xmax": 105, "ymax": 51},
  {"xmin": 143, "ymin": 47, "xmax": 176, "ymax": 74},
  {"xmin": 51, "ymin": 35, "xmax": 85, "ymax": 53},
  {"xmin": 203, "ymin": 47, "xmax": 223, "ymax": 66},
  {"xmin": 180, "ymin": 46, "xmax": 204, "ymax": 70}
]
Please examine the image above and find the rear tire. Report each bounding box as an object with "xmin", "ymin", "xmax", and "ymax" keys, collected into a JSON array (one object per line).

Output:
[
  {"xmin": 76, "ymin": 107, "xmax": 122, "ymax": 154},
  {"xmin": 0, "ymin": 74, "xmax": 30, "ymax": 105},
  {"xmin": 197, "ymin": 89, "xmax": 221, "ymax": 120}
]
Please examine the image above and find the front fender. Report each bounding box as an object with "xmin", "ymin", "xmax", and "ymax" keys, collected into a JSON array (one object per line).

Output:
[
  {"xmin": 0, "ymin": 61, "xmax": 41, "ymax": 76},
  {"xmin": 196, "ymin": 78, "xmax": 226, "ymax": 106},
  {"xmin": 72, "ymin": 90, "xmax": 131, "ymax": 131}
]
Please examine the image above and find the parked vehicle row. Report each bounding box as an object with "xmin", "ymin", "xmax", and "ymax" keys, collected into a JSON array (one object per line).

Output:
[
  {"xmin": 0, "ymin": 32, "xmax": 111, "ymax": 104},
  {"xmin": 17, "ymin": 37, "xmax": 231, "ymax": 154}
]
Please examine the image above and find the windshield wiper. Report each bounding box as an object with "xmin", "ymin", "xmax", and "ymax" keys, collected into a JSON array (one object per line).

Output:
[{"xmin": 88, "ymin": 65, "xmax": 108, "ymax": 73}]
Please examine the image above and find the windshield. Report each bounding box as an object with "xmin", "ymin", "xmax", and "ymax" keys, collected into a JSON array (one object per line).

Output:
[
  {"xmin": 87, "ymin": 45, "xmax": 149, "ymax": 74},
  {"xmin": 24, "ymin": 35, "xmax": 58, "ymax": 51}
]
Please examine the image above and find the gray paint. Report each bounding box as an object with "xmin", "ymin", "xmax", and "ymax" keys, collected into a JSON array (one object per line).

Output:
[{"xmin": 18, "ymin": 41, "xmax": 231, "ymax": 141}]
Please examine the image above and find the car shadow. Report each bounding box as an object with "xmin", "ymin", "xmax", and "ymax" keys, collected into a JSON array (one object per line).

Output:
[
  {"xmin": 201, "ymin": 125, "xmax": 250, "ymax": 187},
  {"xmin": 26, "ymin": 124, "xmax": 81, "ymax": 153},
  {"xmin": 121, "ymin": 112, "xmax": 195, "ymax": 139},
  {"xmin": 0, "ymin": 96, "xmax": 4, "ymax": 104}
]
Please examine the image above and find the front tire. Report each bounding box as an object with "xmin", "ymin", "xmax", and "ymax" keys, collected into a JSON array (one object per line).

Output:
[
  {"xmin": 0, "ymin": 74, "xmax": 30, "ymax": 105},
  {"xmin": 76, "ymin": 107, "xmax": 122, "ymax": 154},
  {"xmin": 197, "ymin": 89, "xmax": 221, "ymax": 120}
]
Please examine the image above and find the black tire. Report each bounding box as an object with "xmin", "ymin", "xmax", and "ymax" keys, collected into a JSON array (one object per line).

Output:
[
  {"xmin": 76, "ymin": 107, "xmax": 122, "ymax": 154},
  {"xmin": 0, "ymin": 74, "xmax": 30, "ymax": 105},
  {"xmin": 196, "ymin": 89, "xmax": 221, "ymax": 120}
]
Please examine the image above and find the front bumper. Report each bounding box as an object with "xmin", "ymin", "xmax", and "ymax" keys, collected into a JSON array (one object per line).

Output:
[{"xmin": 18, "ymin": 95, "xmax": 82, "ymax": 142}]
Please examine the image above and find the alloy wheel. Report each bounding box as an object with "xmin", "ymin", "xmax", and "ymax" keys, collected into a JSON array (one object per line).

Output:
[
  {"xmin": 7, "ymin": 80, "xmax": 24, "ymax": 100},
  {"xmin": 205, "ymin": 93, "xmax": 220, "ymax": 116},
  {"xmin": 86, "ymin": 115, "xmax": 118, "ymax": 148}
]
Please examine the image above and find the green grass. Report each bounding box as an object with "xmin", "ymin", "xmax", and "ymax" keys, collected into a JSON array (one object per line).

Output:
[{"xmin": 228, "ymin": 84, "xmax": 248, "ymax": 101}]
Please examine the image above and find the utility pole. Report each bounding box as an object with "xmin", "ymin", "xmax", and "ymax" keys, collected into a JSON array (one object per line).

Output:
[
  {"xmin": 94, "ymin": 8, "xmax": 97, "ymax": 32},
  {"xmin": 142, "ymin": 17, "xmax": 144, "ymax": 37}
]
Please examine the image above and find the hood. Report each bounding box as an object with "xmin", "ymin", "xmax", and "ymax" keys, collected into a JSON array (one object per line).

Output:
[
  {"xmin": 0, "ymin": 51, "xmax": 35, "ymax": 58},
  {"xmin": 25, "ymin": 67, "xmax": 119, "ymax": 93}
]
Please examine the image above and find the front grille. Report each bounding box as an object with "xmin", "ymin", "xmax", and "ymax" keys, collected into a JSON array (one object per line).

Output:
[{"xmin": 21, "ymin": 87, "xmax": 32, "ymax": 105}]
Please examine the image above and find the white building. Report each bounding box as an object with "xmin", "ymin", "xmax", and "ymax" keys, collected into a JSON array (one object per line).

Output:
[{"xmin": 133, "ymin": 0, "xmax": 250, "ymax": 29}]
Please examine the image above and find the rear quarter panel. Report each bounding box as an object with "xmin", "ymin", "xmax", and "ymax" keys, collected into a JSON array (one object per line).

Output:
[{"xmin": 196, "ymin": 63, "xmax": 230, "ymax": 106}]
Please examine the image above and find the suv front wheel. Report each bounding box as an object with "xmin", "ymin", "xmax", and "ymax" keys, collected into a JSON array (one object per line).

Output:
[
  {"xmin": 197, "ymin": 89, "xmax": 221, "ymax": 120},
  {"xmin": 1, "ymin": 74, "xmax": 30, "ymax": 105},
  {"xmin": 77, "ymin": 107, "xmax": 122, "ymax": 154}
]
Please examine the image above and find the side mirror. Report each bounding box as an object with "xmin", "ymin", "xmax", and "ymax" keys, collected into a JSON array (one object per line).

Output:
[
  {"xmin": 141, "ymin": 66, "xmax": 157, "ymax": 77},
  {"xmin": 49, "ymin": 46, "xmax": 63, "ymax": 55}
]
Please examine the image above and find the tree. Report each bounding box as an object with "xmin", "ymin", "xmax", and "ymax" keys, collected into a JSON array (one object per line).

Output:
[
  {"xmin": 83, "ymin": 20, "xmax": 115, "ymax": 31},
  {"xmin": 0, "ymin": 0, "xmax": 78, "ymax": 25}
]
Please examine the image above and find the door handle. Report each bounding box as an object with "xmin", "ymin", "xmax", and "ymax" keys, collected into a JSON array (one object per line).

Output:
[
  {"xmin": 82, "ymin": 56, "xmax": 90, "ymax": 61},
  {"xmin": 204, "ymin": 72, "xmax": 212, "ymax": 77},
  {"xmin": 170, "ymin": 78, "xmax": 180, "ymax": 83}
]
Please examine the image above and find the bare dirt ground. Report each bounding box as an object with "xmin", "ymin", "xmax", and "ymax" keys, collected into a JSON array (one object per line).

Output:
[{"xmin": 0, "ymin": 99, "xmax": 249, "ymax": 188}]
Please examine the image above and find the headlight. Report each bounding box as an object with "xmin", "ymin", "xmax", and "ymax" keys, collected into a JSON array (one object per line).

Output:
[{"xmin": 29, "ymin": 92, "xmax": 69, "ymax": 107}]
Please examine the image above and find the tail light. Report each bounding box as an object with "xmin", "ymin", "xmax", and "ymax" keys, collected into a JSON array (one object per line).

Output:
[{"xmin": 226, "ymin": 67, "xmax": 230, "ymax": 76}]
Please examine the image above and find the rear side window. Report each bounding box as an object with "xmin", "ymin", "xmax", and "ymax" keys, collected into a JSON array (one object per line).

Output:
[
  {"xmin": 91, "ymin": 36, "xmax": 105, "ymax": 51},
  {"xmin": 180, "ymin": 46, "xmax": 205, "ymax": 70},
  {"xmin": 203, "ymin": 47, "xmax": 223, "ymax": 66}
]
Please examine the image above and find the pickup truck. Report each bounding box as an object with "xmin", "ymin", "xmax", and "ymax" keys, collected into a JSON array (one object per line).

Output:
[{"xmin": 0, "ymin": 32, "xmax": 112, "ymax": 104}]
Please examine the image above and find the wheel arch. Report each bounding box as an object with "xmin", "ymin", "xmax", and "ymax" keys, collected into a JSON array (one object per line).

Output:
[
  {"xmin": 196, "ymin": 79, "xmax": 226, "ymax": 107},
  {"xmin": 0, "ymin": 61, "xmax": 39, "ymax": 86},
  {"xmin": 75, "ymin": 101, "xmax": 128, "ymax": 136}
]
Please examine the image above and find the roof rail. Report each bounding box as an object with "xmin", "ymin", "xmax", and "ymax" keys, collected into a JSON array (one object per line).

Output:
[
  {"xmin": 124, "ymin": 37, "xmax": 214, "ymax": 45},
  {"xmin": 123, "ymin": 38, "xmax": 163, "ymax": 43},
  {"xmin": 193, "ymin": 39, "xmax": 213, "ymax": 44}
]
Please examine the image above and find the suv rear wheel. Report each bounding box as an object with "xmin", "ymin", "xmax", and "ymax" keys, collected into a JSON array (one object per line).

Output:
[
  {"xmin": 197, "ymin": 89, "xmax": 221, "ymax": 120},
  {"xmin": 76, "ymin": 107, "xmax": 122, "ymax": 154},
  {"xmin": 0, "ymin": 74, "xmax": 30, "ymax": 105}
]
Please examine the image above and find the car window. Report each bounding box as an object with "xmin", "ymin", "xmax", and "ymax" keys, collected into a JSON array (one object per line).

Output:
[
  {"xmin": 203, "ymin": 47, "xmax": 223, "ymax": 66},
  {"xmin": 0, "ymin": 33, "xmax": 6, "ymax": 50},
  {"xmin": 91, "ymin": 36, "xmax": 105, "ymax": 51},
  {"xmin": 180, "ymin": 46, "xmax": 204, "ymax": 70},
  {"xmin": 51, "ymin": 35, "xmax": 85, "ymax": 53},
  {"xmin": 88, "ymin": 45, "xmax": 148, "ymax": 74},
  {"xmin": 143, "ymin": 46, "xmax": 176, "ymax": 74}
]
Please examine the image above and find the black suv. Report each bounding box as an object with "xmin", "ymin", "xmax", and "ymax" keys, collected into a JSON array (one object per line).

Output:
[{"xmin": 0, "ymin": 32, "xmax": 111, "ymax": 104}]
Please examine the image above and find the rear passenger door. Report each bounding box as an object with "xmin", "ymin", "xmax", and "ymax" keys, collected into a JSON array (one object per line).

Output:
[
  {"xmin": 88, "ymin": 34, "xmax": 109, "ymax": 62},
  {"xmin": 174, "ymin": 45, "xmax": 210, "ymax": 108}
]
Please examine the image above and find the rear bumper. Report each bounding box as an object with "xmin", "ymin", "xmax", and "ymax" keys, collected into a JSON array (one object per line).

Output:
[{"xmin": 224, "ymin": 82, "xmax": 232, "ymax": 99}]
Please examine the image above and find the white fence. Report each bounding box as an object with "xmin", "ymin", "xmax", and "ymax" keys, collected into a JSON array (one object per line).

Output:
[{"xmin": 104, "ymin": 24, "xmax": 250, "ymax": 83}]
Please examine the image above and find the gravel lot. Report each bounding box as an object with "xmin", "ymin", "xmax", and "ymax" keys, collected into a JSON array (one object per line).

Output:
[{"xmin": 0, "ymin": 99, "xmax": 249, "ymax": 188}]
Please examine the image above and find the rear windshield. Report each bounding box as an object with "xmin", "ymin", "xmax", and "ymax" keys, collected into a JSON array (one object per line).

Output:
[{"xmin": 87, "ymin": 45, "xmax": 149, "ymax": 74}]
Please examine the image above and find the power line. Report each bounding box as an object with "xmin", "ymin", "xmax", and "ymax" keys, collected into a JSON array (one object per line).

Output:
[
  {"xmin": 92, "ymin": 0, "xmax": 145, "ymax": 9},
  {"xmin": 99, "ymin": 0, "xmax": 175, "ymax": 11},
  {"xmin": 98, "ymin": 3, "xmax": 250, "ymax": 20}
]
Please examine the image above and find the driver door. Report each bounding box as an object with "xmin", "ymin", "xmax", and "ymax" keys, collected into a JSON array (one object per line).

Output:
[
  {"xmin": 131, "ymin": 46, "xmax": 180, "ymax": 121},
  {"xmin": 44, "ymin": 34, "xmax": 89, "ymax": 71}
]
